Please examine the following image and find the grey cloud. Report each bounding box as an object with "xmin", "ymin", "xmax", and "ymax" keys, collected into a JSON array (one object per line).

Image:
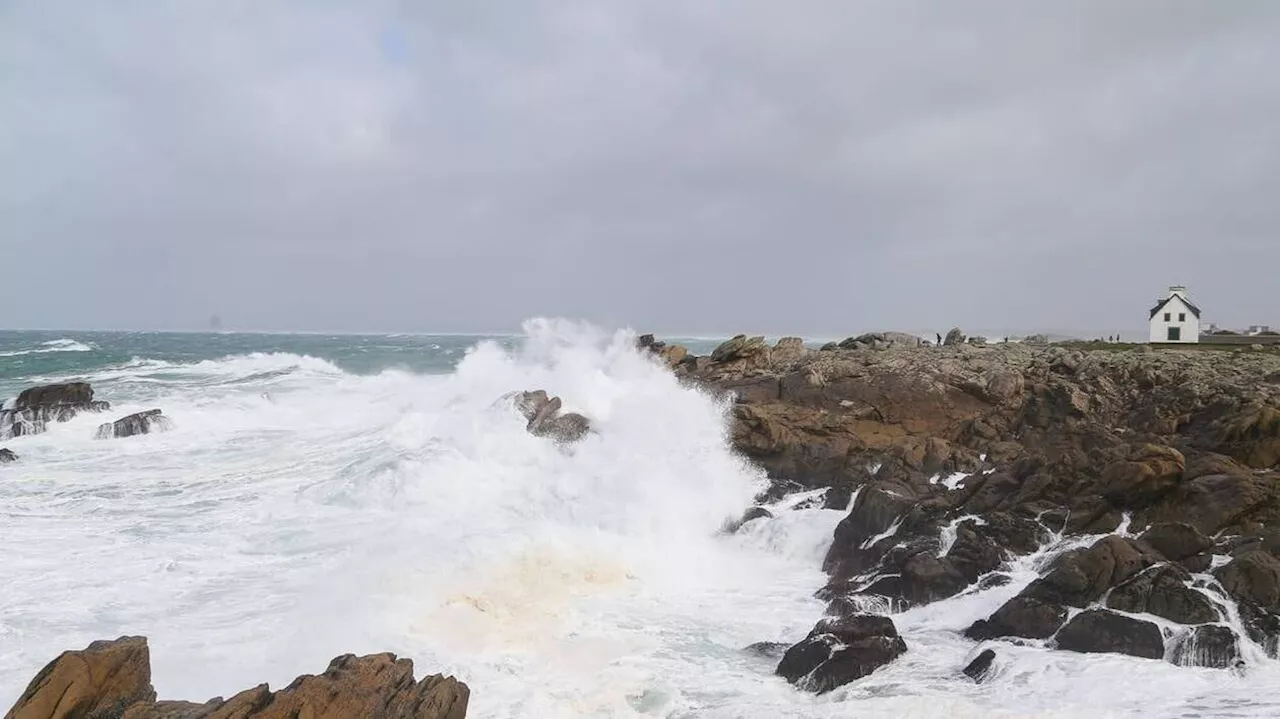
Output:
[{"xmin": 3, "ymin": 0, "xmax": 1279, "ymax": 336}]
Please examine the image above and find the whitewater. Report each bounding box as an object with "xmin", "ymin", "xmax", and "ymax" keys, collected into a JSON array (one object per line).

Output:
[{"xmin": 1, "ymin": 321, "xmax": 1278, "ymax": 718}]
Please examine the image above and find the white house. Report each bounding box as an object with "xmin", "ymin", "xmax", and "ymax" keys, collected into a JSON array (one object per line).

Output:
[{"xmin": 1148, "ymin": 285, "xmax": 1201, "ymax": 343}]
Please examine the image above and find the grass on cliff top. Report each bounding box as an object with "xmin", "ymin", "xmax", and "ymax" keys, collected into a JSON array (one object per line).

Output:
[{"xmin": 1051, "ymin": 340, "xmax": 1280, "ymax": 353}]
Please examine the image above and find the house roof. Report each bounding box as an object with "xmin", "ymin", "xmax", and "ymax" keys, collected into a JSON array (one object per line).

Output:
[{"xmin": 1149, "ymin": 294, "xmax": 1202, "ymax": 320}]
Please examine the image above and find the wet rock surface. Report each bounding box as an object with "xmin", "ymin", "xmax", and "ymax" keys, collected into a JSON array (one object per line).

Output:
[
  {"xmin": 5, "ymin": 636, "xmax": 469, "ymax": 719},
  {"xmin": 776, "ymin": 614, "xmax": 907, "ymax": 694},
  {"xmin": 1054, "ymin": 610, "xmax": 1165, "ymax": 660},
  {"xmin": 508, "ymin": 390, "xmax": 592, "ymax": 444},
  {"xmin": 651, "ymin": 335, "xmax": 1280, "ymax": 672},
  {"xmin": 96, "ymin": 409, "xmax": 172, "ymax": 439},
  {"xmin": 1, "ymin": 382, "xmax": 110, "ymax": 439},
  {"xmin": 0, "ymin": 448, "xmax": 16, "ymax": 463}
]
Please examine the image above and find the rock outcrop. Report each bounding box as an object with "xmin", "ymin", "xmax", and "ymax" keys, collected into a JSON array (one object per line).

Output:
[
  {"xmin": 5, "ymin": 636, "xmax": 469, "ymax": 719},
  {"xmin": 96, "ymin": 409, "xmax": 172, "ymax": 439},
  {"xmin": 0, "ymin": 448, "xmax": 16, "ymax": 463},
  {"xmin": 775, "ymin": 614, "xmax": 906, "ymax": 694},
  {"xmin": 508, "ymin": 390, "xmax": 591, "ymax": 444},
  {"xmin": 643, "ymin": 333, "xmax": 1280, "ymax": 670},
  {"xmin": 1, "ymin": 382, "xmax": 109, "ymax": 439}
]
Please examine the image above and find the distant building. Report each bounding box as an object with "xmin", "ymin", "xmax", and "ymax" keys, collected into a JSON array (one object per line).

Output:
[
  {"xmin": 1247, "ymin": 325, "xmax": 1272, "ymax": 335},
  {"xmin": 1148, "ymin": 285, "xmax": 1201, "ymax": 343}
]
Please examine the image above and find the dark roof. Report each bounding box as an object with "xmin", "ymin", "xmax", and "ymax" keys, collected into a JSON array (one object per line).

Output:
[{"xmin": 1149, "ymin": 295, "xmax": 1202, "ymax": 320}]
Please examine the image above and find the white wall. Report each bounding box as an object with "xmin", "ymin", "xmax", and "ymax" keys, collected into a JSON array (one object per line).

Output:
[{"xmin": 1148, "ymin": 294, "xmax": 1200, "ymax": 343}]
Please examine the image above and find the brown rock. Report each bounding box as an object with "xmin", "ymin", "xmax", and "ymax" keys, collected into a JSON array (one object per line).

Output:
[
  {"xmin": 6, "ymin": 636, "xmax": 156, "ymax": 719},
  {"xmin": 6, "ymin": 637, "xmax": 469, "ymax": 719}
]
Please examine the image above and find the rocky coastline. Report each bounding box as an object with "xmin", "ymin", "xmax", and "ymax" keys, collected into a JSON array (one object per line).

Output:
[
  {"xmin": 9, "ymin": 332, "xmax": 1280, "ymax": 712},
  {"xmin": 644, "ymin": 332, "xmax": 1280, "ymax": 691}
]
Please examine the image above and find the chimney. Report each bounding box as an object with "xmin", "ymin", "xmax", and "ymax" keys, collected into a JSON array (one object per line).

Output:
[{"xmin": 1168, "ymin": 285, "xmax": 1187, "ymax": 298}]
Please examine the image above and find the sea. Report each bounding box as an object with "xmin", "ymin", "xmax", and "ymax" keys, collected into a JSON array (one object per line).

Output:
[{"xmin": 1, "ymin": 320, "xmax": 1276, "ymax": 718}]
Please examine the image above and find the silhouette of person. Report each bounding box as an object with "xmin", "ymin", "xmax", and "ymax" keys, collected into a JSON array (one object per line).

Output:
[{"xmin": 936, "ymin": 333, "xmax": 943, "ymax": 345}]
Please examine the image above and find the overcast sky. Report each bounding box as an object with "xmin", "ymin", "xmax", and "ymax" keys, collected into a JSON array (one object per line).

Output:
[{"xmin": 3, "ymin": 1, "xmax": 1278, "ymax": 336}]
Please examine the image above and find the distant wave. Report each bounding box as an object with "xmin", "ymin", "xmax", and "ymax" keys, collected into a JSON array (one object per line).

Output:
[{"xmin": 0, "ymin": 338, "xmax": 96, "ymax": 357}]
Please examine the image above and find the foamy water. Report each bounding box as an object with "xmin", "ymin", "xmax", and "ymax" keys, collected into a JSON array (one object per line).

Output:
[{"xmin": 2, "ymin": 320, "xmax": 1279, "ymax": 717}]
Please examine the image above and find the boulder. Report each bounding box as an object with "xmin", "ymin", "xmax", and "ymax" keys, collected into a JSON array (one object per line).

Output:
[
  {"xmin": 772, "ymin": 337, "xmax": 807, "ymax": 364},
  {"xmin": 6, "ymin": 636, "xmax": 469, "ymax": 719},
  {"xmin": 1, "ymin": 382, "xmax": 110, "ymax": 439},
  {"xmin": 837, "ymin": 332, "xmax": 922, "ymax": 351},
  {"xmin": 776, "ymin": 614, "xmax": 907, "ymax": 694},
  {"xmin": 962, "ymin": 649, "xmax": 996, "ymax": 683},
  {"xmin": 1023, "ymin": 536, "xmax": 1159, "ymax": 608},
  {"xmin": 965, "ymin": 596, "xmax": 1067, "ymax": 640},
  {"xmin": 1170, "ymin": 625, "xmax": 1242, "ymax": 668},
  {"xmin": 1105, "ymin": 564, "xmax": 1219, "ymax": 624},
  {"xmin": 1054, "ymin": 609, "xmax": 1165, "ymax": 659},
  {"xmin": 944, "ymin": 328, "xmax": 966, "ymax": 346},
  {"xmin": 509, "ymin": 391, "xmax": 592, "ymax": 444},
  {"xmin": 5, "ymin": 636, "xmax": 156, "ymax": 719},
  {"xmin": 1140, "ymin": 522, "xmax": 1213, "ymax": 562},
  {"xmin": 1098, "ymin": 445, "xmax": 1185, "ymax": 508},
  {"xmin": 0, "ymin": 448, "xmax": 16, "ymax": 463},
  {"xmin": 96, "ymin": 410, "xmax": 172, "ymax": 440},
  {"xmin": 711, "ymin": 335, "xmax": 770, "ymax": 365}
]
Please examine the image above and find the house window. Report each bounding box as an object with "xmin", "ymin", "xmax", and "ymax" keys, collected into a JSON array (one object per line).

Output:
[
  {"xmin": 1179, "ymin": 313, "xmax": 1186, "ymax": 322},
  {"xmin": 1164, "ymin": 313, "xmax": 1171, "ymax": 321}
]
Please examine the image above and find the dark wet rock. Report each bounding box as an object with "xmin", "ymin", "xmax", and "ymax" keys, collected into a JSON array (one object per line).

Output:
[
  {"xmin": 509, "ymin": 390, "xmax": 592, "ymax": 444},
  {"xmin": 962, "ymin": 649, "xmax": 997, "ymax": 682},
  {"xmin": 1055, "ymin": 609, "xmax": 1165, "ymax": 659},
  {"xmin": 1025, "ymin": 536, "xmax": 1159, "ymax": 608},
  {"xmin": 1216, "ymin": 550, "xmax": 1280, "ymax": 610},
  {"xmin": 0, "ymin": 448, "xmax": 16, "ymax": 463},
  {"xmin": 5, "ymin": 636, "xmax": 470, "ymax": 719},
  {"xmin": 1179, "ymin": 553, "xmax": 1215, "ymax": 574},
  {"xmin": 776, "ymin": 614, "xmax": 907, "ymax": 694},
  {"xmin": 743, "ymin": 642, "xmax": 790, "ymax": 658},
  {"xmin": 1106, "ymin": 564, "xmax": 1219, "ymax": 625},
  {"xmin": 965, "ymin": 596, "xmax": 1067, "ymax": 640},
  {"xmin": 96, "ymin": 409, "xmax": 172, "ymax": 439},
  {"xmin": 1140, "ymin": 522, "xmax": 1214, "ymax": 562},
  {"xmin": 1215, "ymin": 550, "xmax": 1280, "ymax": 651},
  {"xmin": 722, "ymin": 507, "xmax": 773, "ymax": 534},
  {"xmin": 1, "ymin": 382, "xmax": 110, "ymax": 439},
  {"xmin": 1170, "ymin": 625, "xmax": 1242, "ymax": 668}
]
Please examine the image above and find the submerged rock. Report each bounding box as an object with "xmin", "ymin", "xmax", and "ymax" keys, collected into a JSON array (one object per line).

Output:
[
  {"xmin": 1, "ymin": 382, "xmax": 110, "ymax": 439},
  {"xmin": 0, "ymin": 448, "xmax": 16, "ymax": 463},
  {"xmin": 962, "ymin": 649, "xmax": 997, "ymax": 682},
  {"xmin": 6, "ymin": 636, "xmax": 470, "ymax": 719},
  {"xmin": 96, "ymin": 409, "xmax": 172, "ymax": 439},
  {"xmin": 776, "ymin": 614, "xmax": 907, "ymax": 694},
  {"xmin": 508, "ymin": 390, "xmax": 592, "ymax": 444}
]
